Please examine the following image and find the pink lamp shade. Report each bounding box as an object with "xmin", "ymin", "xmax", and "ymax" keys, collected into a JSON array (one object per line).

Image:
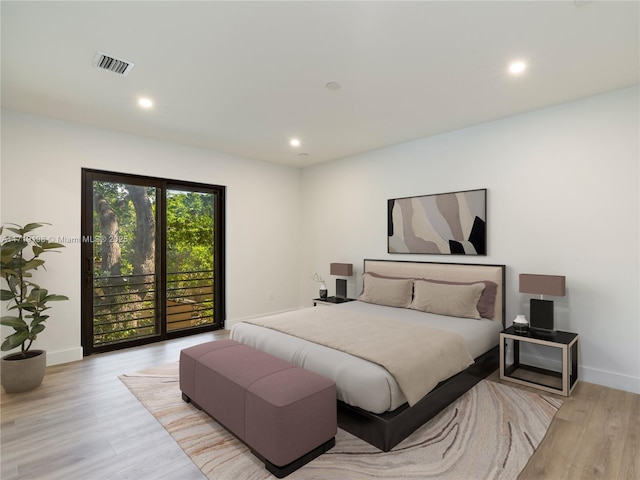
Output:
[
  {"xmin": 519, "ymin": 274, "xmax": 566, "ymax": 297},
  {"xmin": 330, "ymin": 263, "xmax": 353, "ymax": 277}
]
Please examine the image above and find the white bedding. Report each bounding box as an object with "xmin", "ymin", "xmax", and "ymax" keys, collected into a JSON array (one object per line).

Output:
[{"xmin": 231, "ymin": 300, "xmax": 502, "ymax": 414}]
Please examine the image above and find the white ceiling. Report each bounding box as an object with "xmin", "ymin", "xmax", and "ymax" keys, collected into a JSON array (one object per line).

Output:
[{"xmin": 2, "ymin": 1, "xmax": 638, "ymax": 167}]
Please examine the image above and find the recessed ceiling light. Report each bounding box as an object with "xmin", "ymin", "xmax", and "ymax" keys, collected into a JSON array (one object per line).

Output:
[
  {"xmin": 138, "ymin": 97, "xmax": 153, "ymax": 109},
  {"xmin": 509, "ymin": 61, "xmax": 527, "ymax": 75},
  {"xmin": 298, "ymin": 153, "xmax": 309, "ymax": 158},
  {"xmin": 290, "ymin": 138, "xmax": 301, "ymax": 147},
  {"xmin": 326, "ymin": 82, "xmax": 341, "ymax": 91}
]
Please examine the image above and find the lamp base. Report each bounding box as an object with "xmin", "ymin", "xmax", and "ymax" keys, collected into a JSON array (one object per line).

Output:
[
  {"xmin": 530, "ymin": 328, "xmax": 557, "ymax": 339},
  {"xmin": 336, "ymin": 279, "xmax": 347, "ymax": 299},
  {"xmin": 530, "ymin": 298, "xmax": 554, "ymax": 332}
]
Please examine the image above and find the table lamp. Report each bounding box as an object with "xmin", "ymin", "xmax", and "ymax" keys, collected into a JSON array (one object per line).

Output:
[
  {"xmin": 519, "ymin": 273, "xmax": 566, "ymax": 336},
  {"xmin": 330, "ymin": 263, "xmax": 353, "ymax": 299}
]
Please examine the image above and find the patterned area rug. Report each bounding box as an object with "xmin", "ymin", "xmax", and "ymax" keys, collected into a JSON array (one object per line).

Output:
[{"xmin": 120, "ymin": 363, "xmax": 562, "ymax": 480}]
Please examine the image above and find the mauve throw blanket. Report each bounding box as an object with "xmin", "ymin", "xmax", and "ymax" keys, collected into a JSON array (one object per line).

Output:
[{"xmin": 243, "ymin": 307, "xmax": 474, "ymax": 406}]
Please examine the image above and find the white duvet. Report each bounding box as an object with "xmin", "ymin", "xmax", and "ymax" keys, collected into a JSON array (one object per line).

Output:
[{"xmin": 231, "ymin": 300, "xmax": 502, "ymax": 414}]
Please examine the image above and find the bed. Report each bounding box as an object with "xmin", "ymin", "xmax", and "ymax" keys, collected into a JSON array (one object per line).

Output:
[{"xmin": 231, "ymin": 259, "xmax": 506, "ymax": 451}]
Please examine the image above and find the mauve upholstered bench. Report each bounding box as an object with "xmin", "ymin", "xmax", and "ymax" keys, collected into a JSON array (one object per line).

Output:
[{"xmin": 179, "ymin": 339, "xmax": 337, "ymax": 478}]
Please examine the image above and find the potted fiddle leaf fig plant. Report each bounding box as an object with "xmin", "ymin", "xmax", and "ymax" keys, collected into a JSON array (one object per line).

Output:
[{"xmin": 0, "ymin": 223, "xmax": 68, "ymax": 393}]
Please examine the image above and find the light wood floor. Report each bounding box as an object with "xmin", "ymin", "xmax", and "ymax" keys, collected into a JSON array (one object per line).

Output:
[
  {"xmin": 2, "ymin": 332, "xmax": 638, "ymax": 480},
  {"xmin": 487, "ymin": 370, "xmax": 640, "ymax": 480}
]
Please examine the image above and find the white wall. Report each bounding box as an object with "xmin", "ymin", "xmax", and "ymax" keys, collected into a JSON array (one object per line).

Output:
[
  {"xmin": 1, "ymin": 110, "xmax": 302, "ymax": 365},
  {"xmin": 300, "ymin": 86, "xmax": 640, "ymax": 394}
]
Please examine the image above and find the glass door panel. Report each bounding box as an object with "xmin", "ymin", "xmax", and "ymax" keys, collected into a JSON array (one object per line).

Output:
[
  {"xmin": 92, "ymin": 181, "xmax": 158, "ymax": 347},
  {"xmin": 166, "ymin": 188, "xmax": 215, "ymax": 332}
]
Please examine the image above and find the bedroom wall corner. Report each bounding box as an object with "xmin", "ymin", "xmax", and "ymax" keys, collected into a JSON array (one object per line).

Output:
[{"xmin": 299, "ymin": 86, "xmax": 640, "ymax": 395}]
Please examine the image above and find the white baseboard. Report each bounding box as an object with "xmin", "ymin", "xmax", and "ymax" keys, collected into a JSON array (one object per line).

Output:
[
  {"xmin": 46, "ymin": 347, "xmax": 83, "ymax": 366},
  {"xmin": 579, "ymin": 365, "xmax": 640, "ymax": 394},
  {"xmin": 225, "ymin": 307, "xmax": 301, "ymax": 330}
]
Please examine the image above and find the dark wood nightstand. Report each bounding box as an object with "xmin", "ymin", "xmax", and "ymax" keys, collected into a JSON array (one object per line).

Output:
[
  {"xmin": 500, "ymin": 326, "xmax": 579, "ymax": 396},
  {"xmin": 313, "ymin": 297, "xmax": 356, "ymax": 307}
]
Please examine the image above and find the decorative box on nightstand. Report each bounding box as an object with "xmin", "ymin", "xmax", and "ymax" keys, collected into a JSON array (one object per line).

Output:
[
  {"xmin": 313, "ymin": 297, "xmax": 356, "ymax": 307},
  {"xmin": 500, "ymin": 326, "xmax": 579, "ymax": 396}
]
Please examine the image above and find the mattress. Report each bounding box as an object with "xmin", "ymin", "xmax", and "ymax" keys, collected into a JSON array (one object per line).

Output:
[{"xmin": 230, "ymin": 300, "xmax": 503, "ymax": 414}]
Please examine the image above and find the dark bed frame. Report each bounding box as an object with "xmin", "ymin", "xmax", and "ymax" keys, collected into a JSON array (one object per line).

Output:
[{"xmin": 336, "ymin": 259, "xmax": 506, "ymax": 452}]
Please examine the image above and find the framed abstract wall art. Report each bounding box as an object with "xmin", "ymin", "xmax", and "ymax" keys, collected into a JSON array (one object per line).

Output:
[{"xmin": 388, "ymin": 188, "xmax": 486, "ymax": 255}]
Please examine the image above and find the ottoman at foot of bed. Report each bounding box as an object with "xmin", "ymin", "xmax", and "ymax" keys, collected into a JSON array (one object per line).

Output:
[{"xmin": 180, "ymin": 339, "xmax": 337, "ymax": 477}]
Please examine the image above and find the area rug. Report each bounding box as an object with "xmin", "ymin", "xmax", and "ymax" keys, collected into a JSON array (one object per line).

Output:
[{"xmin": 120, "ymin": 363, "xmax": 562, "ymax": 480}]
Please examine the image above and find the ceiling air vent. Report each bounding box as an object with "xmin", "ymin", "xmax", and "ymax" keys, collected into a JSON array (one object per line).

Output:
[{"xmin": 94, "ymin": 51, "xmax": 134, "ymax": 76}]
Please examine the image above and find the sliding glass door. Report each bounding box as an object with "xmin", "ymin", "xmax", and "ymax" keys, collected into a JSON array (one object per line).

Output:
[
  {"xmin": 165, "ymin": 187, "xmax": 216, "ymax": 332},
  {"xmin": 82, "ymin": 169, "xmax": 225, "ymax": 355},
  {"xmin": 91, "ymin": 179, "xmax": 159, "ymax": 347}
]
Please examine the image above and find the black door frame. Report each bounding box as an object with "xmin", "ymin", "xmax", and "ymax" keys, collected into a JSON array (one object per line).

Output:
[{"xmin": 81, "ymin": 168, "xmax": 226, "ymax": 356}]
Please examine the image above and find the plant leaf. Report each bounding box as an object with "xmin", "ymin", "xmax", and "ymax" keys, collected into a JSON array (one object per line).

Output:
[
  {"xmin": 1, "ymin": 338, "xmax": 15, "ymax": 352},
  {"xmin": 31, "ymin": 316, "xmax": 49, "ymax": 325},
  {"xmin": 21, "ymin": 223, "xmax": 48, "ymax": 234},
  {"xmin": 0, "ymin": 316, "xmax": 27, "ymax": 329},
  {"xmin": 0, "ymin": 241, "xmax": 28, "ymax": 260},
  {"xmin": 43, "ymin": 295, "xmax": 68, "ymax": 302},
  {"xmin": 23, "ymin": 259, "xmax": 45, "ymax": 271},
  {"xmin": 11, "ymin": 303, "xmax": 37, "ymax": 312},
  {"xmin": 30, "ymin": 324, "xmax": 45, "ymax": 335},
  {"xmin": 1, "ymin": 330, "xmax": 29, "ymax": 351},
  {"xmin": 28, "ymin": 288, "xmax": 47, "ymax": 301},
  {"xmin": 0, "ymin": 289, "xmax": 16, "ymax": 301},
  {"xmin": 41, "ymin": 242, "xmax": 65, "ymax": 250},
  {"xmin": 8, "ymin": 275, "xmax": 19, "ymax": 291}
]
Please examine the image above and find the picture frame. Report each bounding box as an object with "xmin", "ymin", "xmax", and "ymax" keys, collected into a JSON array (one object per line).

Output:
[{"xmin": 388, "ymin": 188, "xmax": 487, "ymax": 255}]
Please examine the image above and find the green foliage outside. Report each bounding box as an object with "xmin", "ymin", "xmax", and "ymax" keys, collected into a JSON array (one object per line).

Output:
[
  {"xmin": 92, "ymin": 181, "xmax": 151, "ymax": 277},
  {"xmin": 92, "ymin": 183, "xmax": 215, "ymax": 346},
  {"xmin": 166, "ymin": 190, "xmax": 214, "ymax": 274}
]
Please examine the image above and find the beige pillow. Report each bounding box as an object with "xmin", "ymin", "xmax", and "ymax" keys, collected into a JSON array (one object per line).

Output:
[
  {"xmin": 417, "ymin": 278, "xmax": 497, "ymax": 319},
  {"xmin": 411, "ymin": 280, "xmax": 485, "ymax": 319},
  {"xmin": 358, "ymin": 273, "xmax": 413, "ymax": 308}
]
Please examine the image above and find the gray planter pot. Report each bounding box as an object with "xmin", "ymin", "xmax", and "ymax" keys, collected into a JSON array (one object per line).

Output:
[{"xmin": 1, "ymin": 350, "xmax": 46, "ymax": 393}]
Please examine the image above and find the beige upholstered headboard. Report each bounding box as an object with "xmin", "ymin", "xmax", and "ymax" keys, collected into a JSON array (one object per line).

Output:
[{"xmin": 363, "ymin": 259, "xmax": 506, "ymax": 325}]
